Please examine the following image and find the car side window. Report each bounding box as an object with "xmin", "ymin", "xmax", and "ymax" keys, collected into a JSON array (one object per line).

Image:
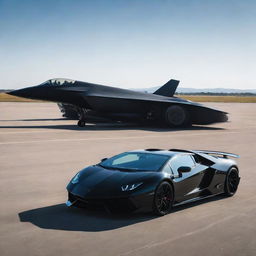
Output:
[
  {"xmin": 192, "ymin": 154, "xmax": 200, "ymax": 164},
  {"xmin": 162, "ymin": 163, "xmax": 173, "ymax": 175},
  {"xmin": 169, "ymin": 154, "xmax": 195, "ymax": 176}
]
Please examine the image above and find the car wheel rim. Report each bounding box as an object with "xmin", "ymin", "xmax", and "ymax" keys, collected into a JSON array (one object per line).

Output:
[
  {"xmin": 228, "ymin": 170, "xmax": 239, "ymax": 193},
  {"xmin": 156, "ymin": 184, "xmax": 172, "ymax": 214}
]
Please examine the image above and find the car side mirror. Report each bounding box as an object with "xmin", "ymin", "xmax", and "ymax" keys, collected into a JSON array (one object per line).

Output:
[
  {"xmin": 177, "ymin": 166, "xmax": 191, "ymax": 177},
  {"xmin": 101, "ymin": 158, "xmax": 108, "ymax": 162}
]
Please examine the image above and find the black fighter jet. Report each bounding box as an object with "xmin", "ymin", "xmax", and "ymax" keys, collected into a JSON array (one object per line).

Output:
[{"xmin": 8, "ymin": 78, "xmax": 228, "ymax": 127}]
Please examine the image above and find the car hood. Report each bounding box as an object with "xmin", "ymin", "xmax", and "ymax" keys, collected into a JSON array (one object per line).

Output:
[{"xmin": 67, "ymin": 165, "xmax": 158, "ymax": 198}]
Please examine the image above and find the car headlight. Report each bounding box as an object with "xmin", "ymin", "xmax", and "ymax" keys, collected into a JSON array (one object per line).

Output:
[
  {"xmin": 71, "ymin": 172, "xmax": 80, "ymax": 184},
  {"xmin": 121, "ymin": 182, "xmax": 143, "ymax": 191}
]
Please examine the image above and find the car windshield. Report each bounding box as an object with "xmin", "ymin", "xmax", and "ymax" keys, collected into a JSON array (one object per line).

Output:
[{"xmin": 99, "ymin": 152, "xmax": 170, "ymax": 172}]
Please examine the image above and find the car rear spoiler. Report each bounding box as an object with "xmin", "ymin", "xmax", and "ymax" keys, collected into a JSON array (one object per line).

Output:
[
  {"xmin": 193, "ymin": 150, "xmax": 239, "ymax": 159},
  {"xmin": 170, "ymin": 149, "xmax": 239, "ymax": 159}
]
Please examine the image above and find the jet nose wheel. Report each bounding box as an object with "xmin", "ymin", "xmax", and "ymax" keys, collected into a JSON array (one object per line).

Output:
[{"xmin": 78, "ymin": 120, "xmax": 86, "ymax": 127}]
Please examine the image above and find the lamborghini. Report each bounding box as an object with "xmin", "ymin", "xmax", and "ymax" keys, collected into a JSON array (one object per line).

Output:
[{"xmin": 66, "ymin": 149, "xmax": 240, "ymax": 216}]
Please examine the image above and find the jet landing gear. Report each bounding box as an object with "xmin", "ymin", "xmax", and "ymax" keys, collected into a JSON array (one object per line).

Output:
[
  {"xmin": 77, "ymin": 108, "xmax": 88, "ymax": 127},
  {"xmin": 77, "ymin": 120, "xmax": 86, "ymax": 127}
]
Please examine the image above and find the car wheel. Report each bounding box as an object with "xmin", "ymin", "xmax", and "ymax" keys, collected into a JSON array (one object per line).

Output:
[
  {"xmin": 165, "ymin": 105, "xmax": 190, "ymax": 127},
  {"xmin": 77, "ymin": 120, "xmax": 86, "ymax": 127},
  {"xmin": 224, "ymin": 167, "xmax": 240, "ymax": 196},
  {"xmin": 153, "ymin": 181, "xmax": 173, "ymax": 216}
]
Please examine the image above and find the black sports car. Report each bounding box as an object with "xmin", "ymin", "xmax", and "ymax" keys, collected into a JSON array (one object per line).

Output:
[{"xmin": 66, "ymin": 149, "xmax": 240, "ymax": 216}]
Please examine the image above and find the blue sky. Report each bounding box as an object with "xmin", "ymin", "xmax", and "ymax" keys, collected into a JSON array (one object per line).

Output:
[{"xmin": 1, "ymin": 0, "xmax": 255, "ymax": 89}]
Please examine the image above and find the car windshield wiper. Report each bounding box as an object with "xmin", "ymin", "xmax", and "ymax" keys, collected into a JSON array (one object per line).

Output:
[
  {"xmin": 98, "ymin": 164, "xmax": 121, "ymax": 171},
  {"xmin": 98, "ymin": 164, "xmax": 154, "ymax": 172},
  {"xmin": 98, "ymin": 164, "xmax": 133, "ymax": 172},
  {"xmin": 112, "ymin": 167, "xmax": 153, "ymax": 172}
]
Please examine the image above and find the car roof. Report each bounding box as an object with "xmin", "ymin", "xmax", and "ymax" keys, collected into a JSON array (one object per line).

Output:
[{"xmin": 128, "ymin": 149, "xmax": 192, "ymax": 157}]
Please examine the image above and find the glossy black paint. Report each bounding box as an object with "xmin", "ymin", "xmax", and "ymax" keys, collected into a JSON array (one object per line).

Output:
[
  {"xmin": 8, "ymin": 78, "xmax": 228, "ymax": 126},
  {"xmin": 66, "ymin": 149, "xmax": 239, "ymax": 213}
]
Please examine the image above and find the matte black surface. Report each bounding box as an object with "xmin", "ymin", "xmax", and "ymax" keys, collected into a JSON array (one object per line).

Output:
[
  {"xmin": 8, "ymin": 78, "xmax": 228, "ymax": 126},
  {"xmin": 66, "ymin": 149, "xmax": 240, "ymax": 214}
]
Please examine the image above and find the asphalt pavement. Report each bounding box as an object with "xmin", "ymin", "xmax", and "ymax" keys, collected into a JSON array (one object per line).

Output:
[{"xmin": 0, "ymin": 102, "xmax": 255, "ymax": 256}]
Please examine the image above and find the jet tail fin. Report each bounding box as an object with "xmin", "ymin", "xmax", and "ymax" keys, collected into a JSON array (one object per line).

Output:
[{"xmin": 153, "ymin": 79, "xmax": 179, "ymax": 97}]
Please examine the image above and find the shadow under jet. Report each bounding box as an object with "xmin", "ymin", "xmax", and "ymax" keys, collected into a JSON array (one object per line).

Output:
[{"xmin": 0, "ymin": 123, "xmax": 226, "ymax": 132}]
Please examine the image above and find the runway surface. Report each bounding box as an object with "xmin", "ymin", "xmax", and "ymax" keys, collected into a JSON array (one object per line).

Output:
[{"xmin": 0, "ymin": 102, "xmax": 256, "ymax": 256}]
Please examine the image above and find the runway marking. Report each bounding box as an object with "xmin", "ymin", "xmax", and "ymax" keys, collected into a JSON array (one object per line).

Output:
[
  {"xmin": 0, "ymin": 130, "xmax": 71, "ymax": 135},
  {"xmin": 118, "ymin": 213, "xmax": 243, "ymax": 256},
  {"xmin": 0, "ymin": 131, "xmax": 240, "ymax": 145}
]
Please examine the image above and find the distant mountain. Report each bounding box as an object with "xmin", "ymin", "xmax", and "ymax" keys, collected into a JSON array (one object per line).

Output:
[
  {"xmin": 131, "ymin": 87, "xmax": 256, "ymax": 94},
  {"xmin": 0, "ymin": 89, "xmax": 11, "ymax": 93},
  {"xmin": 176, "ymin": 88, "xmax": 256, "ymax": 94}
]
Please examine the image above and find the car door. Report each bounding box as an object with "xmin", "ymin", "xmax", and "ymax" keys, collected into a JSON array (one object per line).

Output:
[{"xmin": 169, "ymin": 154, "xmax": 207, "ymax": 203}]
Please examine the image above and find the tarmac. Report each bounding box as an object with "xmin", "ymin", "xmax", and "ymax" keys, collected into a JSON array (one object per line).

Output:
[{"xmin": 0, "ymin": 102, "xmax": 256, "ymax": 256}]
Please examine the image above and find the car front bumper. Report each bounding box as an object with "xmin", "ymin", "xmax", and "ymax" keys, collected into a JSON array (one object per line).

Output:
[{"xmin": 66, "ymin": 191, "xmax": 154, "ymax": 213}]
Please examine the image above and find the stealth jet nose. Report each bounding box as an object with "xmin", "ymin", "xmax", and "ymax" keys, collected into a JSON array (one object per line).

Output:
[
  {"xmin": 8, "ymin": 86, "xmax": 47, "ymax": 100},
  {"xmin": 7, "ymin": 78, "xmax": 77, "ymax": 102}
]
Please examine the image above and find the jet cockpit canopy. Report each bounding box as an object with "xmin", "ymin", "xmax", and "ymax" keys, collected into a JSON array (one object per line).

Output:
[{"xmin": 40, "ymin": 78, "xmax": 76, "ymax": 86}]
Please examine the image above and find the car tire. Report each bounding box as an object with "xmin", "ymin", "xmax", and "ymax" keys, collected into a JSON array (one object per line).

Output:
[
  {"xmin": 153, "ymin": 181, "xmax": 173, "ymax": 216},
  {"xmin": 224, "ymin": 167, "xmax": 240, "ymax": 196},
  {"xmin": 165, "ymin": 105, "xmax": 190, "ymax": 127}
]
